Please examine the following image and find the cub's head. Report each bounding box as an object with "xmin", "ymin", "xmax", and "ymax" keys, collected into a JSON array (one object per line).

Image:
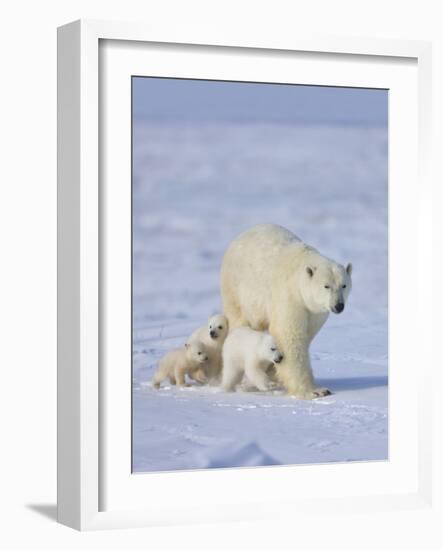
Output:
[
  {"xmin": 185, "ymin": 341, "xmax": 209, "ymax": 364},
  {"xmin": 259, "ymin": 333, "xmax": 284, "ymax": 365},
  {"xmin": 207, "ymin": 313, "xmax": 229, "ymax": 342},
  {"xmin": 302, "ymin": 261, "xmax": 352, "ymax": 315}
]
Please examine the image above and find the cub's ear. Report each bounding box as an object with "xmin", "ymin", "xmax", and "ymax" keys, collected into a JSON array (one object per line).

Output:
[
  {"xmin": 306, "ymin": 266, "xmax": 315, "ymax": 278},
  {"xmin": 346, "ymin": 263, "xmax": 353, "ymax": 276}
]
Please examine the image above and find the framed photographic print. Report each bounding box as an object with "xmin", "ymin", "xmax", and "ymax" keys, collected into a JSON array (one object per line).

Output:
[{"xmin": 57, "ymin": 20, "xmax": 433, "ymax": 530}]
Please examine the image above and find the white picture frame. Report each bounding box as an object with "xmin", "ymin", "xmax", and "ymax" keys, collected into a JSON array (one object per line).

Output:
[{"xmin": 57, "ymin": 19, "xmax": 433, "ymax": 531}]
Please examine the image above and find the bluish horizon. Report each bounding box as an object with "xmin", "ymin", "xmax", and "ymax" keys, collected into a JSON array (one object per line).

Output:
[{"xmin": 133, "ymin": 77, "xmax": 388, "ymax": 126}]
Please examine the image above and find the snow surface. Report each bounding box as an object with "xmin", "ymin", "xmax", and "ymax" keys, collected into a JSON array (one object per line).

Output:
[{"xmin": 132, "ymin": 122, "xmax": 388, "ymax": 473}]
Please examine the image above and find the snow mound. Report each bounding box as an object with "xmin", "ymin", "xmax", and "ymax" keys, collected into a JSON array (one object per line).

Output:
[{"xmin": 196, "ymin": 441, "xmax": 280, "ymax": 469}]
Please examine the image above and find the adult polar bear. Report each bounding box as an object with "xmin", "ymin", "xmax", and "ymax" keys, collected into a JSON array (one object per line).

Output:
[{"xmin": 220, "ymin": 224, "xmax": 352, "ymax": 399}]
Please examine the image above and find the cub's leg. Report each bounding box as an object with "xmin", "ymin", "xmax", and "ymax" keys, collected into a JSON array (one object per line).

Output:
[
  {"xmin": 221, "ymin": 357, "xmax": 244, "ymax": 391},
  {"xmin": 151, "ymin": 372, "xmax": 163, "ymax": 389},
  {"xmin": 151, "ymin": 359, "xmax": 169, "ymax": 389},
  {"xmin": 265, "ymin": 364, "xmax": 280, "ymax": 388},
  {"xmin": 174, "ymin": 365, "xmax": 190, "ymax": 387},
  {"xmin": 245, "ymin": 360, "xmax": 270, "ymax": 392},
  {"xmin": 189, "ymin": 367, "xmax": 207, "ymax": 384},
  {"xmin": 207, "ymin": 355, "xmax": 223, "ymax": 385}
]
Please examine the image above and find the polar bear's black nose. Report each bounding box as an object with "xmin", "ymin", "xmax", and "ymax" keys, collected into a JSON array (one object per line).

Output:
[
  {"xmin": 334, "ymin": 302, "xmax": 345, "ymax": 313},
  {"xmin": 275, "ymin": 354, "xmax": 283, "ymax": 363},
  {"xmin": 209, "ymin": 330, "xmax": 217, "ymax": 338}
]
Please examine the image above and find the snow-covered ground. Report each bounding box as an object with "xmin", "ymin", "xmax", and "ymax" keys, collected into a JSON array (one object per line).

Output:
[{"xmin": 132, "ymin": 121, "xmax": 388, "ymax": 473}]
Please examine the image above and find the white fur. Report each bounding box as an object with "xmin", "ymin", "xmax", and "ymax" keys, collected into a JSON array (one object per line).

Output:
[
  {"xmin": 221, "ymin": 327, "xmax": 283, "ymax": 392},
  {"xmin": 152, "ymin": 341, "xmax": 209, "ymax": 389},
  {"xmin": 188, "ymin": 313, "xmax": 229, "ymax": 382},
  {"xmin": 220, "ymin": 224, "xmax": 352, "ymax": 399}
]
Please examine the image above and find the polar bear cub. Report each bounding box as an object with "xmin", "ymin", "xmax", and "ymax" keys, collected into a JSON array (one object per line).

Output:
[
  {"xmin": 152, "ymin": 341, "xmax": 209, "ymax": 389},
  {"xmin": 188, "ymin": 313, "xmax": 229, "ymax": 382},
  {"xmin": 221, "ymin": 327, "xmax": 283, "ymax": 392}
]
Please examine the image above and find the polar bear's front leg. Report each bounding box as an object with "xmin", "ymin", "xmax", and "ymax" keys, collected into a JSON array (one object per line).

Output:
[
  {"xmin": 270, "ymin": 322, "xmax": 330, "ymax": 399},
  {"xmin": 277, "ymin": 347, "xmax": 330, "ymax": 398}
]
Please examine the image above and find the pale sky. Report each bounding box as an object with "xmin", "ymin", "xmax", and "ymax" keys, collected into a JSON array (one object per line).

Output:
[{"xmin": 133, "ymin": 77, "xmax": 388, "ymax": 126}]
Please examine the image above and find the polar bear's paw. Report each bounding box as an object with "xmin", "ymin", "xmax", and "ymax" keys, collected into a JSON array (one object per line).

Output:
[
  {"xmin": 289, "ymin": 387, "xmax": 332, "ymax": 399},
  {"xmin": 312, "ymin": 387, "xmax": 332, "ymax": 398}
]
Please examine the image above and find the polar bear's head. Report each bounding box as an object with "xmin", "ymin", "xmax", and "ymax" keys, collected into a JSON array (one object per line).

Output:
[
  {"xmin": 302, "ymin": 261, "xmax": 352, "ymax": 315},
  {"xmin": 185, "ymin": 341, "xmax": 209, "ymax": 364},
  {"xmin": 207, "ymin": 313, "xmax": 229, "ymax": 342},
  {"xmin": 259, "ymin": 333, "xmax": 284, "ymax": 365}
]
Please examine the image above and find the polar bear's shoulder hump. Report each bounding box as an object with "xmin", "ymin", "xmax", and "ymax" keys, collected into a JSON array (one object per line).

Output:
[{"xmin": 243, "ymin": 223, "xmax": 301, "ymax": 242}]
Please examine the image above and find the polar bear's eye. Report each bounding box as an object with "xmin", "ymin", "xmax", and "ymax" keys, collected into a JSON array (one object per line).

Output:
[
  {"xmin": 270, "ymin": 347, "xmax": 276, "ymax": 351},
  {"xmin": 342, "ymin": 284, "xmax": 347, "ymax": 289},
  {"xmin": 198, "ymin": 351, "xmax": 202, "ymax": 355},
  {"xmin": 324, "ymin": 285, "xmax": 330, "ymax": 289},
  {"xmin": 218, "ymin": 325, "xmax": 223, "ymax": 329}
]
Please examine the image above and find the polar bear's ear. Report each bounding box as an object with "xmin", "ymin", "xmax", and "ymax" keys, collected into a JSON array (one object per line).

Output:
[
  {"xmin": 306, "ymin": 266, "xmax": 315, "ymax": 278},
  {"xmin": 346, "ymin": 263, "xmax": 353, "ymax": 276},
  {"xmin": 185, "ymin": 342, "xmax": 189, "ymax": 349}
]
